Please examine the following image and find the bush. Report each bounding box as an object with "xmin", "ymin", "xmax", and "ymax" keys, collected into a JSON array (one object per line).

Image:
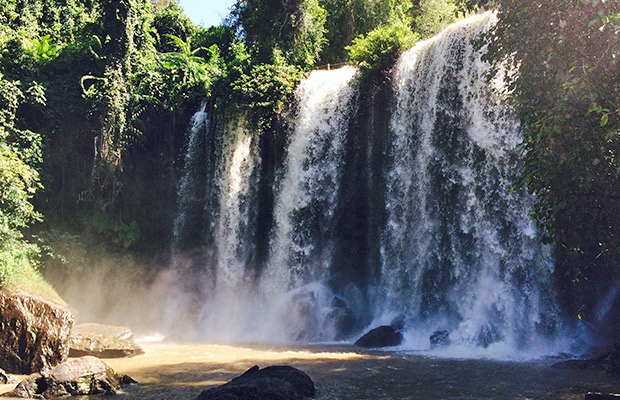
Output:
[
  {"xmin": 231, "ymin": 49, "xmax": 302, "ymax": 132},
  {"xmin": 347, "ymin": 20, "xmax": 418, "ymax": 76}
]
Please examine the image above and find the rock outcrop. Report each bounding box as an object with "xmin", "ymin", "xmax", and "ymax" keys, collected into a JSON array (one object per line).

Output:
[
  {"xmin": 6, "ymin": 356, "xmax": 133, "ymax": 398},
  {"xmin": 69, "ymin": 333, "xmax": 144, "ymax": 358},
  {"xmin": 195, "ymin": 365, "xmax": 315, "ymax": 400},
  {"xmin": 72, "ymin": 323, "xmax": 134, "ymax": 341},
  {"xmin": 0, "ymin": 290, "xmax": 73, "ymax": 374},
  {"xmin": 354, "ymin": 325, "xmax": 403, "ymax": 348}
]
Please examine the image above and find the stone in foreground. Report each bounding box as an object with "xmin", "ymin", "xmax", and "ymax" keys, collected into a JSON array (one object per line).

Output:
[
  {"xmin": 0, "ymin": 290, "xmax": 73, "ymax": 374},
  {"xmin": 196, "ymin": 365, "xmax": 315, "ymax": 400},
  {"xmin": 69, "ymin": 333, "xmax": 144, "ymax": 358},
  {"xmin": 6, "ymin": 356, "xmax": 132, "ymax": 398},
  {"xmin": 354, "ymin": 325, "xmax": 403, "ymax": 348}
]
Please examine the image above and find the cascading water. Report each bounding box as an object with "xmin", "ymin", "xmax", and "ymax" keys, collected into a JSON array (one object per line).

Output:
[
  {"xmin": 185, "ymin": 114, "xmax": 262, "ymax": 340},
  {"xmin": 379, "ymin": 12, "xmax": 560, "ymax": 355},
  {"xmin": 258, "ymin": 66, "xmax": 359, "ymax": 341},
  {"xmin": 169, "ymin": 12, "xmax": 566, "ymax": 357},
  {"xmin": 172, "ymin": 100, "xmax": 209, "ymax": 251}
]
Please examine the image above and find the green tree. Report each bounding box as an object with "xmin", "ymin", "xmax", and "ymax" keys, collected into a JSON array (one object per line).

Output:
[
  {"xmin": 232, "ymin": 0, "xmax": 327, "ymax": 69},
  {"xmin": 153, "ymin": 0, "xmax": 197, "ymax": 53},
  {"xmin": 0, "ymin": 73, "xmax": 43, "ymax": 285},
  {"xmin": 159, "ymin": 34, "xmax": 224, "ymax": 110}
]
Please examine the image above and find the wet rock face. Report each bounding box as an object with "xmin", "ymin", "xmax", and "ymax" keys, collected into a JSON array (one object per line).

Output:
[
  {"xmin": 7, "ymin": 356, "xmax": 130, "ymax": 398},
  {"xmin": 0, "ymin": 290, "xmax": 73, "ymax": 374},
  {"xmin": 354, "ymin": 326, "xmax": 403, "ymax": 348},
  {"xmin": 196, "ymin": 365, "xmax": 315, "ymax": 400}
]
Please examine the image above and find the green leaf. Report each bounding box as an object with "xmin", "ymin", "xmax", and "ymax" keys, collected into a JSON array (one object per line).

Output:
[{"xmin": 601, "ymin": 113, "xmax": 609, "ymax": 127}]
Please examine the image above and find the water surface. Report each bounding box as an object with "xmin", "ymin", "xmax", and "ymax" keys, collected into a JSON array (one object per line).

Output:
[{"xmin": 43, "ymin": 343, "xmax": 620, "ymax": 399}]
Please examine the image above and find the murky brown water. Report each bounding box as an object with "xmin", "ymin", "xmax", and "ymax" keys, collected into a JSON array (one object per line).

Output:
[{"xmin": 1, "ymin": 343, "xmax": 617, "ymax": 399}]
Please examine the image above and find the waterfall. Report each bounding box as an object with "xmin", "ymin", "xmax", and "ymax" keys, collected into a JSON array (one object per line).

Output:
[
  {"xmin": 264, "ymin": 66, "xmax": 358, "ymax": 293},
  {"xmin": 192, "ymin": 115, "xmax": 262, "ymax": 340},
  {"xmin": 172, "ymin": 101, "xmax": 209, "ymax": 250},
  {"xmin": 212, "ymin": 117, "xmax": 260, "ymax": 290},
  {"xmin": 168, "ymin": 12, "xmax": 566, "ymax": 357},
  {"xmin": 380, "ymin": 12, "xmax": 560, "ymax": 354},
  {"xmin": 255, "ymin": 66, "xmax": 359, "ymax": 342}
]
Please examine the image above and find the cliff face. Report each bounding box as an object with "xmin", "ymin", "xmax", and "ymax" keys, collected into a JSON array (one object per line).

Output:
[{"xmin": 0, "ymin": 290, "xmax": 73, "ymax": 374}]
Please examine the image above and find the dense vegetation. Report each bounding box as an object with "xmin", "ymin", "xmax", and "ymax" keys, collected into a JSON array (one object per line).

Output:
[{"xmin": 0, "ymin": 0, "xmax": 618, "ymax": 341}]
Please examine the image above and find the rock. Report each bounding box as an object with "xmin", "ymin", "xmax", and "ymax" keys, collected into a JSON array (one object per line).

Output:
[
  {"xmin": 6, "ymin": 356, "xmax": 134, "ymax": 398},
  {"xmin": 390, "ymin": 315, "xmax": 406, "ymax": 331},
  {"xmin": 69, "ymin": 333, "xmax": 144, "ymax": 358},
  {"xmin": 0, "ymin": 289, "xmax": 73, "ymax": 374},
  {"xmin": 195, "ymin": 365, "xmax": 315, "ymax": 400},
  {"xmin": 585, "ymin": 393, "xmax": 620, "ymax": 400},
  {"xmin": 119, "ymin": 374, "xmax": 139, "ymax": 385},
  {"xmin": 430, "ymin": 330, "xmax": 451, "ymax": 349},
  {"xmin": 7, "ymin": 373, "xmax": 46, "ymax": 399},
  {"xmin": 0, "ymin": 368, "xmax": 17, "ymax": 384},
  {"xmin": 354, "ymin": 326, "xmax": 403, "ymax": 348},
  {"xmin": 325, "ymin": 297, "xmax": 360, "ymax": 340},
  {"xmin": 72, "ymin": 323, "xmax": 134, "ymax": 341}
]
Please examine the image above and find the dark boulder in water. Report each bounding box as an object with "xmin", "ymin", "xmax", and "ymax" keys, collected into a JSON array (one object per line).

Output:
[
  {"xmin": 430, "ymin": 330, "xmax": 451, "ymax": 349},
  {"xmin": 354, "ymin": 326, "xmax": 403, "ymax": 348},
  {"xmin": 195, "ymin": 365, "xmax": 315, "ymax": 400}
]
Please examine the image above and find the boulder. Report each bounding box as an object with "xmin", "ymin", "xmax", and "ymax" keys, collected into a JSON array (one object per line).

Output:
[
  {"xmin": 585, "ymin": 393, "xmax": 620, "ymax": 400},
  {"xmin": 354, "ymin": 325, "xmax": 403, "ymax": 348},
  {"xmin": 0, "ymin": 368, "xmax": 17, "ymax": 384},
  {"xmin": 430, "ymin": 330, "xmax": 451, "ymax": 349},
  {"xmin": 72, "ymin": 323, "xmax": 134, "ymax": 341},
  {"xmin": 195, "ymin": 365, "xmax": 315, "ymax": 400},
  {"xmin": 0, "ymin": 289, "xmax": 73, "ymax": 374},
  {"xmin": 69, "ymin": 333, "xmax": 144, "ymax": 358},
  {"xmin": 6, "ymin": 356, "xmax": 133, "ymax": 398}
]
